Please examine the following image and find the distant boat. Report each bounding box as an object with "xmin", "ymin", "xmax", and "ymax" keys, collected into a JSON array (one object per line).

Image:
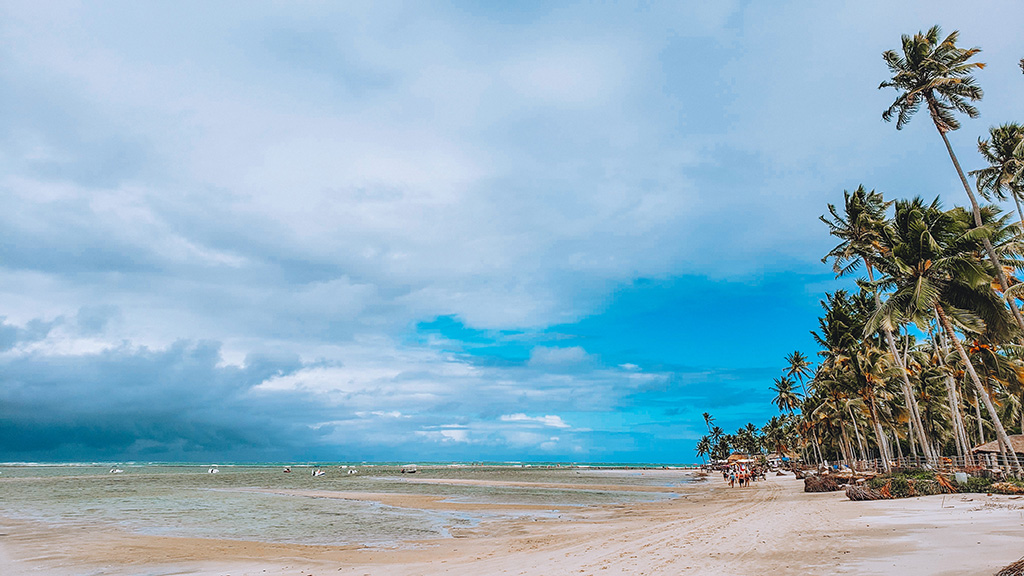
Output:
[
  {"xmin": 109, "ymin": 468, "xmax": 124, "ymax": 474},
  {"xmin": 312, "ymin": 468, "xmax": 325, "ymax": 476},
  {"xmin": 283, "ymin": 466, "xmax": 291, "ymax": 473},
  {"xmin": 400, "ymin": 464, "xmax": 418, "ymax": 474},
  {"xmin": 208, "ymin": 466, "xmax": 219, "ymax": 474}
]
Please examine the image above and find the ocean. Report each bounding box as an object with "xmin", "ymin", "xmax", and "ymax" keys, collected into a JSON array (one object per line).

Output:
[{"xmin": 0, "ymin": 464, "xmax": 695, "ymax": 547}]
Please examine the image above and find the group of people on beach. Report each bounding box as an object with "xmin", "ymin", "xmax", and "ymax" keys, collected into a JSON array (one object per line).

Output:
[{"xmin": 724, "ymin": 465, "xmax": 761, "ymax": 487}]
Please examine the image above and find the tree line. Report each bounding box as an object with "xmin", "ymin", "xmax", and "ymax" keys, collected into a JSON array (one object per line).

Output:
[{"xmin": 696, "ymin": 27, "xmax": 1024, "ymax": 475}]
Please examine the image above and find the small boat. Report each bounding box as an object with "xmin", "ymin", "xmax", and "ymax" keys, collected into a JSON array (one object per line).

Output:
[
  {"xmin": 208, "ymin": 466, "xmax": 219, "ymax": 474},
  {"xmin": 400, "ymin": 464, "xmax": 418, "ymax": 474},
  {"xmin": 311, "ymin": 468, "xmax": 325, "ymax": 477},
  {"xmin": 109, "ymin": 468, "xmax": 124, "ymax": 474},
  {"xmin": 283, "ymin": 466, "xmax": 291, "ymax": 473}
]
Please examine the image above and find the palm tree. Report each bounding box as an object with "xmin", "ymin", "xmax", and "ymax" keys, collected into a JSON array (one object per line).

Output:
[
  {"xmin": 822, "ymin": 185, "xmax": 936, "ymax": 463},
  {"xmin": 813, "ymin": 290, "xmax": 895, "ymax": 470},
  {"xmin": 761, "ymin": 416, "xmax": 794, "ymax": 458},
  {"xmin": 771, "ymin": 376, "xmax": 801, "ymax": 414},
  {"xmin": 971, "ymin": 123, "xmax": 1024, "ymax": 224},
  {"xmin": 702, "ymin": 412, "xmax": 715, "ymax": 435},
  {"xmin": 879, "ymin": 26, "xmax": 1024, "ymax": 333},
  {"xmin": 870, "ymin": 197, "xmax": 1023, "ymax": 474},
  {"xmin": 695, "ymin": 435, "xmax": 712, "ymax": 464},
  {"xmin": 785, "ymin": 351, "xmax": 814, "ymax": 388}
]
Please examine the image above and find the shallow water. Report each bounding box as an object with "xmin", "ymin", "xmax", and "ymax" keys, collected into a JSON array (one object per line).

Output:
[{"xmin": 0, "ymin": 464, "xmax": 693, "ymax": 546}]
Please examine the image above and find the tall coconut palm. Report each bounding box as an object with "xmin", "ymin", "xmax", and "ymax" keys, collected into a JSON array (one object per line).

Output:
[
  {"xmin": 870, "ymin": 197, "xmax": 1023, "ymax": 474},
  {"xmin": 785, "ymin": 351, "xmax": 814, "ymax": 385},
  {"xmin": 695, "ymin": 435, "xmax": 712, "ymax": 464},
  {"xmin": 813, "ymin": 290, "xmax": 895, "ymax": 470},
  {"xmin": 702, "ymin": 412, "xmax": 715, "ymax": 435},
  {"xmin": 771, "ymin": 376, "xmax": 801, "ymax": 414},
  {"xmin": 971, "ymin": 123, "xmax": 1024, "ymax": 224},
  {"xmin": 879, "ymin": 26, "xmax": 1024, "ymax": 334},
  {"xmin": 822, "ymin": 185, "xmax": 936, "ymax": 463},
  {"xmin": 786, "ymin": 348, "xmax": 811, "ymax": 397}
]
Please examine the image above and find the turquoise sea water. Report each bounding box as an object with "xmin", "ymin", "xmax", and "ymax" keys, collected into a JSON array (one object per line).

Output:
[{"xmin": 0, "ymin": 464, "xmax": 695, "ymax": 546}]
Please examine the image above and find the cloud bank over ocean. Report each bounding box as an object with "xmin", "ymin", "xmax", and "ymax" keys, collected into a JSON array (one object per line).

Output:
[{"xmin": 1, "ymin": 1, "xmax": 1021, "ymax": 461}]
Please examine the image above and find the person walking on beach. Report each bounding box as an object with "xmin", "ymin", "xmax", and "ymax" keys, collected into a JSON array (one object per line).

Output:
[{"xmin": 729, "ymin": 469, "xmax": 736, "ymax": 487}]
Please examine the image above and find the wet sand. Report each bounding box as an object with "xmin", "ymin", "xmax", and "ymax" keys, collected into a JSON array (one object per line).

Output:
[{"xmin": 2, "ymin": 472, "xmax": 1023, "ymax": 575}]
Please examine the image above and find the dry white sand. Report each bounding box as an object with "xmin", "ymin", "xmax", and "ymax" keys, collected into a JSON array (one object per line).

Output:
[{"xmin": 2, "ymin": 472, "xmax": 1023, "ymax": 576}]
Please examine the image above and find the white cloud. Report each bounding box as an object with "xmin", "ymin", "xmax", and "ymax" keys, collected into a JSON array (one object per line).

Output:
[
  {"xmin": 1, "ymin": 1, "xmax": 1020, "ymax": 461},
  {"xmin": 500, "ymin": 414, "xmax": 571, "ymax": 429},
  {"xmin": 528, "ymin": 346, "xmax": 589, "ymax": 366}
]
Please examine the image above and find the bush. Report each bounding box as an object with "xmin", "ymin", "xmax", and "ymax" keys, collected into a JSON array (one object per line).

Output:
[
  {"xmin": 961, "ymin": 476, "xmax": 994, "ymax": 493},
  {"xmin": 864, "ymin": 473, "xmax": 947, "ymax": 498},
  {"xmin": 991, "ymin": 482, "xmax": 1024, "ymax": 495},
  {"xmin": 888, "ymin": 476, "xmax": 911, "ymax": 498}
]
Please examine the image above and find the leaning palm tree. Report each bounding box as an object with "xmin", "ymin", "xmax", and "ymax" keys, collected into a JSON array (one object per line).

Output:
[
  {"xmin": 971, "ymin": 123, "xmax": 1024, "ymax": 224},
  {"xmin": 879, "ymin": 26, "xmax": 1024, "ymax": 333},
  {"xmin": 702, "ymin": 412, "xmax": 715, "ymax": 435},
  {"xmin": 822, "ymin": 185, "xmax": 936, "ymax": 463},
  {"xmin": 870, "ymin": 197, "xmax": 1023, "ymax": 474}
]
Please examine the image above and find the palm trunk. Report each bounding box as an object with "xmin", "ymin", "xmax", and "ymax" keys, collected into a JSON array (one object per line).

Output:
[
  {"xmin": 1013, "ymin": 193, "xmax": 1024, "ymax": 230},
  {"xmin": 973, "ymin": 389, "xmax": 985, "ymax": 445},
  {"xmin": 865, "ymin": 263, "xmax": 936, "ymax": 462},
  {"xmin": 892, "ymin": 425, "xmax": 905, "ymax": 463},
  {"xmin": 932, "ymin": 115, "xmax": 1024, "ymax": 334},
  {"xmin": 936, "ymin": 303, "xmax": 1022, "ymax": 475},
  {"xmin": 849, "ymin": 404, "xmax": 867, "ymax": 462},
  {"xmin": 867, "ymin": 397, "xmax": 892, "ymax": 473},
  {"xmin": 931, "ymin": 314, "xmax": 973, "ymax": 464},
  {"xmin": 945, "ymin": 374, "xmax": 971, "ymax": 462},
  {"xmin": 839, "ymin": 421, "xmax": 854, "ymax": 466},
  {"xmin": 908, "ymin": 416, "xmax": 918, "ymax": 458}
]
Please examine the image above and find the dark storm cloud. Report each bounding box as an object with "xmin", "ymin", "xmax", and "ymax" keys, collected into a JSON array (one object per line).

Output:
[{"xmin": 0, "ymin": 340, "xmax": 321, "ymax": 461}]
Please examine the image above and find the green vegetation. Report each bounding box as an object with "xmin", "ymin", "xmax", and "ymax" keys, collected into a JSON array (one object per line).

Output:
[
  {"xmin": 863, "ymin": 470, "xmax": 1024, "ymax": 497},
  {"xmin": 695, "ymin": 28, "xmax": 1024, "ymax": 476}
]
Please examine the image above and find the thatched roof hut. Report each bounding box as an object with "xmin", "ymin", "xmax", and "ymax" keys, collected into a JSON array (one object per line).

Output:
[{"xmin": 971, "ymin": 434, "xmax": 1024, "ymax": 456}]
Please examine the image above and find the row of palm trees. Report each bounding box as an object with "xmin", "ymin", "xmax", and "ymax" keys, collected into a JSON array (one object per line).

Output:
[
  {"xmin": 759, "ymin": 27, "xmax": 1024, "ymax": 475},
  {"xmin": 693, "ymin": 411, "xmax": 795, "ymax": 464}
]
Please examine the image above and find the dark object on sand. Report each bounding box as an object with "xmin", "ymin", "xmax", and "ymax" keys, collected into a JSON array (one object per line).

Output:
[
  {"xmin": 995, "ymin": 556, "xmax": 1024, "ymax": 576},
  {"xmin": 776, "ymin": 471, "xmax": 787, "ymax": 476},
  {"xmin": 793, "ymin": 469, "xmax": 806, "ymax": 479},
  {"xmin": 804, "ymin": 476, "xmax": 839, "ymax": 492},
  {"xmin": 845, "ymin": 485, "xmax": 885, "ymax": 500}
]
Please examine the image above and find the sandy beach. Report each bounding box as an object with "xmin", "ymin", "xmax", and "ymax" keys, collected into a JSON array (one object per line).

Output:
[{"xmin": 2, "ymin": 471, "xmax": 1023, "ymax": 576}]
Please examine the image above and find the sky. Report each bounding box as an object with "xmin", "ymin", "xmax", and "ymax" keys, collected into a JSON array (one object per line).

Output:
[{"xmin": 1, "ymin": 1, "xmax": 1022, "ymax": 463}]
